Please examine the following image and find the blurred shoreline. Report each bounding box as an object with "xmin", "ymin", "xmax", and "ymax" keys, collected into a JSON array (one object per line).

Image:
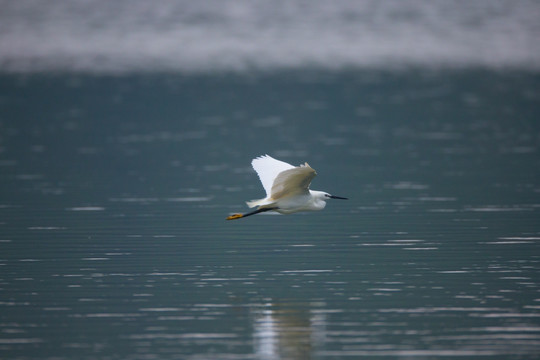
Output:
[{"xmin": 1, "ymin": 0, "xmax": 539, "ymax": 74}]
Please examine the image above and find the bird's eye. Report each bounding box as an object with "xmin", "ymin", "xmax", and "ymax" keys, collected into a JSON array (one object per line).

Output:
[{"xmin": 325, "ymin": 194, "xmax": 330, "ymax": 197}]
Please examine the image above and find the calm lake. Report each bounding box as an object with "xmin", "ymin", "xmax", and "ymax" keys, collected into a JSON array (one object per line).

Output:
[{"xmin": 1, "ymin": 70, "xmax": 539, "ymax": 359}]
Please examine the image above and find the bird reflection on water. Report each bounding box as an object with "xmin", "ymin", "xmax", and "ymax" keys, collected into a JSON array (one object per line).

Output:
[{"xmin": 252, "ymin": 302, "xmax": 327, "ymax": 360}]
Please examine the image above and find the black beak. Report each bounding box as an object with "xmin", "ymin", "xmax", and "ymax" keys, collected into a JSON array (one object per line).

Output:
[{"xmin": 329, "ymin": 195, "xmax": 348, "ymax": 200}]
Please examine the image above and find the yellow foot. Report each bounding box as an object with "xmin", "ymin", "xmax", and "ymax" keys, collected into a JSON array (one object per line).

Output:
[{"xmin": 226, "ymin": 213, "xmax": 243, "ymax": 220}]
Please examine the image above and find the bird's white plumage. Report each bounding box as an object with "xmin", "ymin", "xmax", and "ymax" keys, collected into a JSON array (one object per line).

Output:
[
  {"xmin": 226, "ymin": 155, "xmax": 347, "ymax": 220},
  {"xmin": 251, "ymin": 155, "xmax": 295, "ymax": 197},
  {"xmin": 270, "ymin": 165, "xmax": 316, "ymax": 199},
  {"xmin": 247, "ymin": 155, "xmax": 317, "ymax": 209}
]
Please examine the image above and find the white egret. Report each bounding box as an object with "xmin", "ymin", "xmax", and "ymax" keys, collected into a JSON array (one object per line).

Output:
[{"xmin": 226, "ymin": 155, "xmax": 347, "ymax": 220}]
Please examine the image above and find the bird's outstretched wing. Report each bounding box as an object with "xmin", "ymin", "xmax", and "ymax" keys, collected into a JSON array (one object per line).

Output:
[
  {"xmin": 270, "ymin": 163, "xmax": 317, "ymax": 199},
  {"xmin": 252, "ymin": 155, "xmax": 295, "ymax": 197}
]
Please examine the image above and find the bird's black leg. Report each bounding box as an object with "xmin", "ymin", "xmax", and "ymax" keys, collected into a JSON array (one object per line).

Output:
[{"xmin": 226, "ymin": 207, "xmax": 278, "ymax": 220}]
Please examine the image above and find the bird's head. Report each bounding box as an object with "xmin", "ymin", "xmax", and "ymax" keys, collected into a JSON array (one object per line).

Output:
[
  {"xmin": 325, "ymin": 193, "xmax": 348, "ymax": 200},
  {"xmin": 312, "ymin": 191, "xmax": 348, "ymax": 202}
]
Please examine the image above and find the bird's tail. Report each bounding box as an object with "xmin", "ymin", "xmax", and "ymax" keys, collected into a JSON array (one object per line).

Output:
[{"xmin": 246, "ymin": 198, "xmax": 275, "ymax": 208}]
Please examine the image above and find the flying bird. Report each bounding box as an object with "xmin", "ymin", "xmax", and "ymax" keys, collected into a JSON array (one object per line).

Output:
[{"xmin": 226, "ymin": 155, "xmax": 347, "ymax": 220}]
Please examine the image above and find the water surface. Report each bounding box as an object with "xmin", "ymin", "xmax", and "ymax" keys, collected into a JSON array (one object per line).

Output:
[{"xmin": 1, "ymin": 70, "xmax": 539, "ymax": 359}]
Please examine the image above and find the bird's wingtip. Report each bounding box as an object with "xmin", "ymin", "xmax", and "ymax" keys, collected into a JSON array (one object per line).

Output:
[{"xmin": 251, "ymin": 154, "xmax": 270, "ymax": 164}]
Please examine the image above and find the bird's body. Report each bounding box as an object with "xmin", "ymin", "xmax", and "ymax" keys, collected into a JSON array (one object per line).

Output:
[
  {"xmin": 226, "ymin": 155, "xmax": 347, "ymax": 220},
  {"xmin": 269, "ymin": 190, "xmax": 329, "ymax": 214}
]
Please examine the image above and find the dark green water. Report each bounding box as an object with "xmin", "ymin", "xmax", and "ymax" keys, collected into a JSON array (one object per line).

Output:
[{"xmin": 1, "ymin": 70, "xmax": 539, "ymax": 359}]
